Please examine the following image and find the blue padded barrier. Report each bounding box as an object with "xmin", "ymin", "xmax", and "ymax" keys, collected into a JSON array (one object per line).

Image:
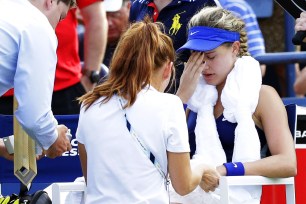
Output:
[
  {"xmin": 255, "ymin": 51, "xmax": 306, "ymax": 97},
  {"xmin": 255, "ymin": 52, "xmax": 306, "ymax": 65},
  {"xmin": 282, "ymin": 97, "xmax": 306, "ymax": 107},
  {"xmin": 0, "ymin": 114, "xmax": 82, "ymax": 195}
]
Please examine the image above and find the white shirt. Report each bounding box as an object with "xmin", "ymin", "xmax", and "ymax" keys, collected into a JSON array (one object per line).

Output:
[
  {"xmin": 0, "ymin": 0, "xmax": 58, "ymax": 149},
  {"xmin": 77, "ymin": 86, "xmax": 190, "ymax": 204}
]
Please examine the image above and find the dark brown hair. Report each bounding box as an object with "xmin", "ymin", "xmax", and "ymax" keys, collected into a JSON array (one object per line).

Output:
[
  {"xmin": 58, "ymin": 0, "xmax": 76, "ymax": 8},
  {"xmin": 79, "ymin": 17, "xmax": 176, "ymax": 109}
]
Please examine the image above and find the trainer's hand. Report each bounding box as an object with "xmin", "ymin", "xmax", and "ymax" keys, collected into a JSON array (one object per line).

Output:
[
  {"xmin": 200, "ymin": 167, "xmax": 220, "ymax": 193},
  {"xmin": 45, "ymin": 125, "xmax": 71, "ymax": 158},
  {"xmin": 176, "ymin": 52, "xmax": 206, "ymax": 103},
  {"xmin": 0, "ymin": 138, "xmax": 13, "ymax": 161}
]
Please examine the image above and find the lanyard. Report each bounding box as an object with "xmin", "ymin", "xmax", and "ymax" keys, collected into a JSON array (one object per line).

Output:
[{"xmin": 118, "ymin": 97, "xmax": 169, "ymax": 189}]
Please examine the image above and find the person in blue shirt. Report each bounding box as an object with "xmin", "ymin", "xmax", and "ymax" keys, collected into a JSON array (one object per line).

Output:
[
  {"xmin": 0, "ymin": 0, "xmax": 75, "ymax": 159},
  {"xmin": 218, "ymin": 0, "xmax": 266, "ymax": 75},
  {"xmin": 129, "ymin": 0, "xmax": 218, "ymax": 93}
]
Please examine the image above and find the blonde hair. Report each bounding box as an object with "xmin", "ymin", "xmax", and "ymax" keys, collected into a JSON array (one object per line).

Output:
[
  {"xmin": 189, "ymin": 6, "xmax": 249, "ymax": 57},
  {"xmin": 79, "ymin": 17, "xmax": 176, "ymax": 109}
]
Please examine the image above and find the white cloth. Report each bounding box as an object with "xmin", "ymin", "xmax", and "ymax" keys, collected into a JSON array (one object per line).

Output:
[
  {"xmin": 0, "ymin": 0, "xmax": 58, "ymax": 149},
  {"xmin": 44, "ymin": 177, "xmax": 86, "ymax": 204},
  {"xmin": 76, "ymin": 86, "xmax": 190, "ymax": 204},
  {"xmin": 170, "ymin": 56, "xmax": 262, "ymax": 204},
  {"xmin": 189, "ymin": 77, "xmax": 227, "ymax": 167},
  {"xmin": 222, "ymin": 56, "xmax": 262, "ymax": 162},
  {"xmin": 64, "ymin": 177, "xmax": 86, "ymax": 204}
]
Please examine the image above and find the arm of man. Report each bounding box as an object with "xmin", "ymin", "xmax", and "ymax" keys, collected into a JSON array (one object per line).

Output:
[
  {"xmin": 14, "ymin": 19, "xmax": 70, "ymax": 158},
  {"xmin": 80, "ymin": 1, "xmax": 108, "ymax": 91}
]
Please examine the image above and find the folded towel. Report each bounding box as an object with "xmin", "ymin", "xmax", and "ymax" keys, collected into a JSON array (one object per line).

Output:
[
  {"xmin": 222, "ymin": 56, "xmax": 261, "ymax": 162},
  {"xmin": 189, "ymin": 79, "xmax": 226, "ymax": 166}
]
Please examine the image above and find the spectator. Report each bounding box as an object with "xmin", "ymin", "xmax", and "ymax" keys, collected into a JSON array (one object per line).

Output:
[
  {"xmin": 294, "ymin": 11, "xmax": 306, "ymax": 95},
  {"xmin": 51, "ymin": 0, "xmax": 107, "ymax": 114},
  {"xmin": 0, "ymin": 0, "xmax": 108, "ymax": 115},
  {"xmin": 76, "ymin": 19, "xmax": 219, "ymax": 203},
  {"xmin": 129, "ymin": 0, "xmax": 218, "ymax": 93},
  {"xmin": 103, "ymin": 0, "xmax": 130, "ymax": 67},
  {"xmin": 294, "ymin": 64, "xmax": 306, "ymax": 95},
  {"xmin": 0, "ymin": 0, "xmax": 75, "ymax": 158},
  {"xmin": 79, "ymin": 0, "xmax": 130, "ymax": 68}
]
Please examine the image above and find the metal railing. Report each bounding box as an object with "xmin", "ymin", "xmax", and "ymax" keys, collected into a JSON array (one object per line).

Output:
[
  {"xmin": 254, "ymin": 12, "xmax": 304, "ymax": 97},
  {"xmin": 255, "ymin": 52, "xmax": 306, "ymax": 65}
]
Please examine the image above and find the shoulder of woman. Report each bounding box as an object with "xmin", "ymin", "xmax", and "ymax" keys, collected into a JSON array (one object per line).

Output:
[
  {"xmin": 259, "ymin": 84, "xmax": 278, "ymax": 95},
  {"xmin": 258, "ymin": 85, "xmax": 281, "ymax": 103},
  {"xmin": 158, "ymin": 93, "xmax": 185, "ymax": 109},
  {"xmin": 255, "ymin": 85, "xmax": 285, "ymax": 116}
]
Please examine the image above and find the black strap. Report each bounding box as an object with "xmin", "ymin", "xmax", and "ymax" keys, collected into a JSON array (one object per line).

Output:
[
  {"xmin": 124, "ymin": 114, "xmax": 157, "ymax": 165},
  {"xmin": 19, "ymin": 182, "xmax": 31, "ymax": 198}
]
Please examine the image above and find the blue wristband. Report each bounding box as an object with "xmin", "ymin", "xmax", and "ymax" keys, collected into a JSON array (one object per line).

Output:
[{"xmin": 223, "ymin": 162, "xmax": 245, "ymax": 176}]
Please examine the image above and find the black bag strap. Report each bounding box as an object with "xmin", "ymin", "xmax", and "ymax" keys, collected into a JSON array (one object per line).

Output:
[{"xmin": 118, "ymin": 97, "xmax": 170, "ymax": 189}]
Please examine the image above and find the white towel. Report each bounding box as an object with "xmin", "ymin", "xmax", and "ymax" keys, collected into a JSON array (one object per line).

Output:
[
  {"xmin": 170, "ymin": 56, "xmax": 262, "ymax": 204},
  {"xmin": 223, "ymin": 56, "xmax": 262, "ymax": 163},
  {"xmin": 189, "ymin": 77, "xmax": 227, "ymax": 167}
]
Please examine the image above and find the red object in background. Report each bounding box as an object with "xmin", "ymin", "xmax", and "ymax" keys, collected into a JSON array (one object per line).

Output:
[
  {"xmin": 294, "ymin": 149, "xmax": 306, "ymax": 204},
  {"xmin": 261, "ymin": 186, "xmax": 286, "ymax": 204},
  {"xmin": 3, "ymin": 89, "xmax": 13, "ymax": 96},
  {"xmin": 261, "ymin": 149, "xmax": 306, "ymax": 204}
]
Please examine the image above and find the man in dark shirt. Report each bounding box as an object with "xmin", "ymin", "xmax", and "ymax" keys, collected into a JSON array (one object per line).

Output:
[
  {"xmin": 129, "ymin": 0, "xmax": 217, "ymax": 93},
  {"xmin": 104, "ymin": 0, "xmax": 131, "ymax": 68}
]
